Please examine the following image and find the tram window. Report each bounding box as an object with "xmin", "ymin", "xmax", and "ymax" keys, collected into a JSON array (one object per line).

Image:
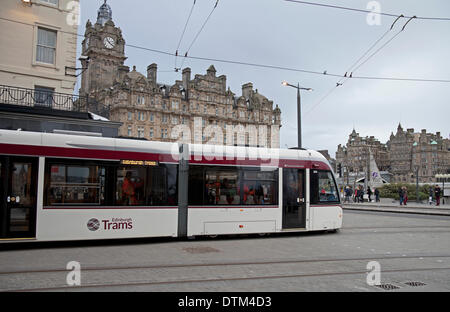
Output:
[
  {"xmin": 243, "ymin": 170, "xmax": 277, "ymax": 205},
  {"xmin": 116, "ymin": 167, "xmax": 146, "ymax": 206},
  {"xmin": 316, "ymin": 171, "xmax": 339, "ymax": 203},
  {"xmin": 204, "ymin": 168, "xmax": 240, "ymax": 205},
  {"xmin": 46, "ymin": 164, "xmax": 105, "ymax": 205},
  {"xmin": 115, "ymin": 164, "xmax": 178, "ymax": 206},
  {"xmin": 188, "ymin": 166, "xmax": 204, "ymax": 205}
]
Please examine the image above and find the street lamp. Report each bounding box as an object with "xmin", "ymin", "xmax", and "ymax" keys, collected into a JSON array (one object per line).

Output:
[{"xmin": 282, "ymin": 81, "xmax": 313, "ymax": 149}]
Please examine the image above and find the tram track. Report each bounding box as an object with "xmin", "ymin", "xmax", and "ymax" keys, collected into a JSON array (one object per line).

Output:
[
  {"xmin": 3, "ymin": 266, "xmax": 450, "ymax": 292},
  {"xmin": 343, "ymin": 225, "xmax": 450, "ymax": 230},
  {"xmin": 1, "ymin": 254, "xmax": 450, "ymax": 276},
  {"xmin": 340, "ymin": 225, "xmax": 450, "ymax": 235},
  {"xmin": 1, "ymin": 254, "xmax": 450, "ymax": 292}
]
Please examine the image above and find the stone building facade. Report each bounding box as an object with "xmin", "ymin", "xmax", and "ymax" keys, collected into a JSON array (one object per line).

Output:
[
  {"xmin": 336, "ymin": 129, "xmax": 390, "ymax": 174},
  {"xmin": 0, "ymin": 0, "xmax": 79, "ymax": 94},
  {"xmin": 388, "ymin": 124, "xmax": 450, "ymax": 183},
  {"xmin": 336, "ymin": 125, "xmax": 450, "ymax": 184},
  {"xmin": 80, "ymin": 1, "xmax": 281, "ymax": 147}
]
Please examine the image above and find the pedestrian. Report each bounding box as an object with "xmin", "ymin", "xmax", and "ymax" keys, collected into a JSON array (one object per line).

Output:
[
  {"xmin": 435, "ymin": 185, "xmax": 441, "ymax": 206},
  {"xmin": 367, "ymin": 187, "xmax": 372, "ymax": 202},
  {"xmin": 402, "ymin": 186, "xmax": 408, "ymax": 206},
  {"xmin": 359, "ymin": 185, "xmax": 364, "ymax": 203},
  {"xmin": 429, "ymin": 187, "xmax": 434, "ymax": 205},
  {"xmin": 375, "ymin": 188, "xmax": 380, "ymax": 202},
  {"xmin": 354, "ymin": 187, "xmax": 359, "ymax": 203},
  {"xmin": 398, "ymin": 186, "xmax": 404, "ymax": 205},
  {"xmin": 344, "ymin": 186, "xmax": 351, "ymax": 203}
]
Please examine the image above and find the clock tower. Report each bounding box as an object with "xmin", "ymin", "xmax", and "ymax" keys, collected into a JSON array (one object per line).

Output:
[{"xmin": 80, "ymin": 1, "xmax": 127, "ymax": 101}]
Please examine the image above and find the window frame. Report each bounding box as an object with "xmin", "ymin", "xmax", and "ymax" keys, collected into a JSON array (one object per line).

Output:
[
  {"xmin": 188, "ymin": 165, "xmax": 279, "ymax": 206},
  {"xmin": 35, "ymin": 26, "xmax": 58, "ymax": 66},
  {"xmin": 310, "ymin": 169, "xmax": 340, "ymax": 205},
  {"xmin": 44, "ymin": 159, "xmax": 109, "ymax": 207},
  {"xmin": 44, "ymin": 159, "xmax": 178, "ymax": 207}
]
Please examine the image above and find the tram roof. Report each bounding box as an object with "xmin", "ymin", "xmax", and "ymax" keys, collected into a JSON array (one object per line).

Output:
[{"xmin": 0, "ymin": 129, "xmax": 330, "ymax": 166}]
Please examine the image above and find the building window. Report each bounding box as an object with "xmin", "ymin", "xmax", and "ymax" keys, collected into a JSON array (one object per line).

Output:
[
  {"xmin": 150, "ymin": 113, "xmax": 154, "ymax": 122},
  {"xmin": 172, "ymin": 116, "xmax": 179, "ymax": 125},
  {"xmin": 127, "ymin": 112, "xmax": 132, "ymax": 121},
  {"xmin": 137, "ymin": 126, "xmax": 145, "ymax": 138},
  {"xmin": 137, "ymin": 95, "xmax": 145, "ymax": 105},
  {"xmin": 161, "ymin": 129, "xmax": 168, "ymax": 139},
  {"xmin": 137, "ymin": 112, "xmax": 145, "ymax": 121},
  {"xmin": 162, "ymin": 114, "xmax": 168, "ymax": 123},
  {"xmin": 36, "ymin": 27, "xmax": 57, "ymax": 64},
  {"xmin": 149, "ymin": 128, "xmax": 154, "ymax": 138},
  {"xmin": 172, "ymin": 100, "xmax": 179, "ymax": 110},
  {"xmin": 127, "ymin": 126, "xmax": 132, "ymax": 136},
  {"xmin": 34, "ymin": 86, "xmax": 54, "ymax": 107}
]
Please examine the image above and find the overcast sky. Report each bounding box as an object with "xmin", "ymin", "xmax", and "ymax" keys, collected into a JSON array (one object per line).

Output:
[{"xmin": 77, "ymin": 0, "xmax": 450, "ymax": 157}]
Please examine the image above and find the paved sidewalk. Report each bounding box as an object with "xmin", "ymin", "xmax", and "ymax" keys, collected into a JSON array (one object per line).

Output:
[{"xmin": 342, "ymin": 197, "xmax": 450, "ymax": 216}]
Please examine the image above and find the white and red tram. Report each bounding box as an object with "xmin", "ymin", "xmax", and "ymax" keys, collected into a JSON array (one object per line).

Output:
[{"xmin": 0, "ymin": 129, "xmax": 342, "ymax": 243}]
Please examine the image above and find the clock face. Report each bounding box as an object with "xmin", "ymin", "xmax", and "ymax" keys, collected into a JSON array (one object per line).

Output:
[{"xmin": 103, "ymin": 36, "xmax": 115, "ymax": 49}]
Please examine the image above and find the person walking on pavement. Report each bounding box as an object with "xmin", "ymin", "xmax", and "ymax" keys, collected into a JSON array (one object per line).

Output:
[
  {"xmin": 367, "ymin": 187, "xmax": 372, "ymax": 202},
  {"xmin": 435, "ymin": 185, "xmax": 442, "ymax": 206},
  {"xmin": 402, "ymin": 186, "xmax": 408, "ymax": 206},
  {"xmin": 375, "ymin": 188, "xmax": 380, "ymax": 202},
  {"xmin": 344, "ymin": 186, "xmax": 351, "ymax": 203},
  {"xmin": 429, "ymin": 187, "xmax": 434, "ymax": 205},
  {"xmin": 359, "ymin": 185, "xmax": 364, "ymax": 203},
  {"xmin": 398, "ymin": 186, "xmax": 404, "ymax": 205}
]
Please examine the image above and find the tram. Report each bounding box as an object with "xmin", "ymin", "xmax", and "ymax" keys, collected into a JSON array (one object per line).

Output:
[{"xmin": 0, "ymin": 129, "xmax": 342, "ymax": 243}]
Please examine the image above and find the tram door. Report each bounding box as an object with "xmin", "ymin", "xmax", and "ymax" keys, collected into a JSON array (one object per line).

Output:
[
  {"xmin": 0, "ymin": 157, "xmax": 38, "ymax": 239},
  {"xmin": 282, "ymin": 168, "xmax": 306, "ymax": 229}
]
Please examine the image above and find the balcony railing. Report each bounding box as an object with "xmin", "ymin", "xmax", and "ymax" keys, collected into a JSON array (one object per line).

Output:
[{"xmin": 0, "ymin": 85, "xmax": 88, "ymax": 113}]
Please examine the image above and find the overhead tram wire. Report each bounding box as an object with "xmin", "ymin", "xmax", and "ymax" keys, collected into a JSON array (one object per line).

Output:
[
  {"xmin": 179, "ymin": 0, "xmax": 219, "ymax": 69},
  {"xmin": 336, "ymin": 15, "xmax": 404, "ymax": 87},
  {"xmin": 283, "ymin": 0, "xmax": 450, "ymax": 21},
  {"xmin": 302, "ymin": 26, "xmax": 394, "ymax": 113},
  {"xmin": 1, "ymin": 16, "xmax": 449, "ymax": 84},
  {"xmin": 303, "ymin": 16, "xmax": 414, "ymax": 116},
  {"xmin": 174, "ymin": 0, "xmax": 197, "ymax": 72}
]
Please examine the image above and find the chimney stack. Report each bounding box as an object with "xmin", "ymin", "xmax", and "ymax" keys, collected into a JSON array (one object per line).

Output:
[
  {"xmin": 182, "ymin": 67, "xmax": 191, "ymax": 90},
  {"xmin": 242, "ymin": 82, "xmax": 253, "ymax": 99},
  {"xmin": 147, "ymin": 63, "xmax": 157, "ymax": 83}
]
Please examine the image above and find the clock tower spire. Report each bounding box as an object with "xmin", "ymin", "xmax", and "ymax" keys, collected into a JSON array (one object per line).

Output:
[{"xmin": 80, "ymin": 0, "xmax": 127, "ymax": 114}]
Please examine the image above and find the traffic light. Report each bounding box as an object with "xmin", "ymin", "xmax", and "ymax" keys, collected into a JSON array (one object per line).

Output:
[{"xmin": 337, "ymin": 163, "xmax": 342, "ymax": 177}]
